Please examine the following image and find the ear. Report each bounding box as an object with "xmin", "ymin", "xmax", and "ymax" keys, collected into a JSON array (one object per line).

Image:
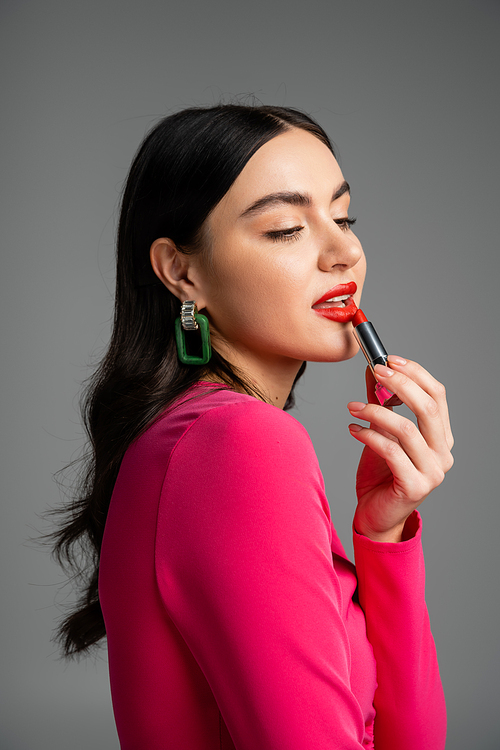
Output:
[{"xmin": 150, "ymin": 238, "xmax": 207, "ymax": 308}]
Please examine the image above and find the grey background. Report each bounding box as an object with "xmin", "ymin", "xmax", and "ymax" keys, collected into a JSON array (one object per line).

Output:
[{"xmin": 1, "ymin": 0, "xmax": 499, "ymax": 747}]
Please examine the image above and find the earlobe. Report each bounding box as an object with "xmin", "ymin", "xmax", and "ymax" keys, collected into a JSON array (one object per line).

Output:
[{"xmin": 150, "ymin": 238, "xmax": 200, "ymax": 302}]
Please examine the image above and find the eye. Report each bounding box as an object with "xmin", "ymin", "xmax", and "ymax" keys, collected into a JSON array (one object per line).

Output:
[
  {"xmin": 265, "ymin": 226, "xmax": 304, "ymax": 243},
  {"xmin": 335, "ymin": 217, "xmax": 357, "ymax": 232}
]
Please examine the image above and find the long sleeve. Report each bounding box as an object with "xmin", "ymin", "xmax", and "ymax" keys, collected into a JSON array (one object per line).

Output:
[
  {"xmin": 353, "ymin": 513, "xmax": 447, "ymax": 749},
  {"xmin": 155, "ymin": 400, "xmax": 374, "ymax": 749},
  {"xmin": 153, "ymin": 396, "xmax": 446, "ymax": 749}
]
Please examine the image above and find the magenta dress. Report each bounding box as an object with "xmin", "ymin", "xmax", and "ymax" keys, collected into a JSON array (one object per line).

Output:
[{"xmin": 99, "ymin": 384, "xmax": 446, "ymax": 749}]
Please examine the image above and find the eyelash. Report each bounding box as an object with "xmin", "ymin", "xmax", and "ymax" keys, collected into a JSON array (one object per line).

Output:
[{"xmin": 265, "ymin": 217, "xmax": 357, "ymax": 242}]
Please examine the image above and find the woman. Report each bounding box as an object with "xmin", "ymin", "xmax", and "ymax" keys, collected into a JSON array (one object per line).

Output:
[{"xmin": 53, "ymin": 105, "xmax": 453, "ymax": 749}]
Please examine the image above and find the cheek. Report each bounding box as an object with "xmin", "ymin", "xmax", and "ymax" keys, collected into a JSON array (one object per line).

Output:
[
  {"xmin": 210, "ymin": 248, "xmax": 298, "ymax": 309},
  {"xmin": 207, "ymin": 254, "xmax": 300, "ymax": 341}
]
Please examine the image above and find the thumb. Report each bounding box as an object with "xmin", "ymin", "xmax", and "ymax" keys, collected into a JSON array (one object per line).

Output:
[
  {"xmin": 364, "ymin": 366, "xmax": 396, "ymax": 439},
  {"xmin": 365, "ymin": 366, "xmax": 380, "ymax": 406}
]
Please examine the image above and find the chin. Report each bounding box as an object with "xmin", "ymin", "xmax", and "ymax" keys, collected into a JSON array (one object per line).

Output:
[
  {"xmin": 340, "ymin": 344, "xmax": 360, "ymax": 362},
  {"xmin": 307, "ymin": 348, "xmax": 359, "ymax": 364},
  {"xmin": 309, "ymin": 333, "xmax": 360, "ymax": 363}
]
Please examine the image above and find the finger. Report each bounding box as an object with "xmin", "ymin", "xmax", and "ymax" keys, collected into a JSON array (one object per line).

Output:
[
  {"xmin": 365, "ymin": 366, "xmax": 381, "ymax": 406},
  {"xmin": 373, "ymin": 363, "xmax": 452, "ymax": 466},
  {"xmin": 348, "ymin": 423, "xmax": 427, "ymax": 501},
  {"xmin": 364, "ymin": 366, "xmax": 396, "ymax": 440},
  {"xmin": 365, "ymin": 366, "xmax": 397, "ymax": 411},
  {"xmin": 348, "ymin": 399, "xmax": 399, "ymax": 443},
  {"xmin": 348, "ymin": 402, "xmax": 437, "ymax": 477},
  {"xmin": 387, "ymin": 356, "xmax": 453, "ymax": 450}
]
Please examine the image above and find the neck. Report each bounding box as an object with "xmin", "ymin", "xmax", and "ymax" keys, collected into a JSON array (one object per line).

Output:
[{"xmin": 209, "ymin": 346, "xmax": 304, "ymax": 410}]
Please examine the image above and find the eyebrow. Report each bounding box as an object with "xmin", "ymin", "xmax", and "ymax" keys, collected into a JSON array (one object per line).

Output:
[{"xmin": 239, "ymin": 180, "xmax": 351, "ymax": 219}]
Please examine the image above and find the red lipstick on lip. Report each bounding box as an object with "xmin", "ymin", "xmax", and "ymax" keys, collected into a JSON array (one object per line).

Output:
[
  {"xmin": 352, "ymin": 308, "xmax": 403, "ymax": 407},
  {"xmin": 312, "ymin": 281, "xmax": 358, "ymax": 323}
]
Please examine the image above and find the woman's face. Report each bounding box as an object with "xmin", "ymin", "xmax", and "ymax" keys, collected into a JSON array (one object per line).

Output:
[{"xmin": 193, "ymin": 127, "xmax": 367, "ymax": 379}]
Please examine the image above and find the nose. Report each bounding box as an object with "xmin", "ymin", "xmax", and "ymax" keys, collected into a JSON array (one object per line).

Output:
[{"xmin": 317, "ymin": 222, "xmax": 364, "ymax": 273}]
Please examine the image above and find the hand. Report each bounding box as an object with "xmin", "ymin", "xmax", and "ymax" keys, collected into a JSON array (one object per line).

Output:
[{"xmin": 347, "ymin": 356, "xmax": 454, "ymax": 543}]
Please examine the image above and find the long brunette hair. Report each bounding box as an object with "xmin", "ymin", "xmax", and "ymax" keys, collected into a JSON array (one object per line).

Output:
[{"xmin": 52, "ymin": 104, "xmax": 335, "ymax": 656}]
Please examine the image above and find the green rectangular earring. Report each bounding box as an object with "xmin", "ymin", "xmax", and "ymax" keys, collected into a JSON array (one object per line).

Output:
[{"xmin": 175, "ymin": 301, "xmax": 212, "ymax": 365}]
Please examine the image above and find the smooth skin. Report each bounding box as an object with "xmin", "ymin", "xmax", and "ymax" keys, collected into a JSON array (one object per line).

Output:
[
  {"xmin": 349, "ymin": 361, "xmax": 453, "ymax": 541},
  {"xmin": 151, "ymin": 127, "xmax": 454, "ymax": 544},
  {"xmin": 151, "ymin": 128, "xmax": 366, "ymax": 404}
]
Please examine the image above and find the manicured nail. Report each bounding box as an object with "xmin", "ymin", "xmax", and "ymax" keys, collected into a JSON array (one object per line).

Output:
[
  {"xmin": 374, "ymin": 364, "xmax": 394, "ymax": 377},
  {"xmin": 347, "ymin": 401, "xmax": 367, "ymax": 412},
  {"xmin": 388, "ymin": 355, "xmax": 407, "ymax": 366},
  {"xmin": 348, "ymin": 424, "xmax": 362, "ymax": 433}
]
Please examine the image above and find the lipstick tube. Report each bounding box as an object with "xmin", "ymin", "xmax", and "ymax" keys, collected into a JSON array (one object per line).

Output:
[{"xmin": 352, "ymin": 310, "xmax": 402, "ymax": 407}]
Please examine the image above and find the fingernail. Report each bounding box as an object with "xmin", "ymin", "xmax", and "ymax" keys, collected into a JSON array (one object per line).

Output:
[
  {"xmin": 374, "ymin": 364, "xmax": 394, "ymax": 377},
  {"xmin": 388, "ymin": 355, "xmax": 407, "ymax": 365},
  {"xmin": 348, "ymin": 424, "xmax": 362, "ymax": 433},
  {"xmin": 347, "ymin": 401, "xmax": 366, "ymax": 412}
]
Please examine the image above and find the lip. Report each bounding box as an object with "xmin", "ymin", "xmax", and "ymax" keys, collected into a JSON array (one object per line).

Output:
[
  {"xmin": 312, "ymin": 281, "xmax": 358, "ymax": 307},
  {"xmin": 313, "ymin": 296, "xmax": 358, "ymax": 323},
  {"xmin": 312, "ymin": 281, "xmax": 358, "ymax": 323}
]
